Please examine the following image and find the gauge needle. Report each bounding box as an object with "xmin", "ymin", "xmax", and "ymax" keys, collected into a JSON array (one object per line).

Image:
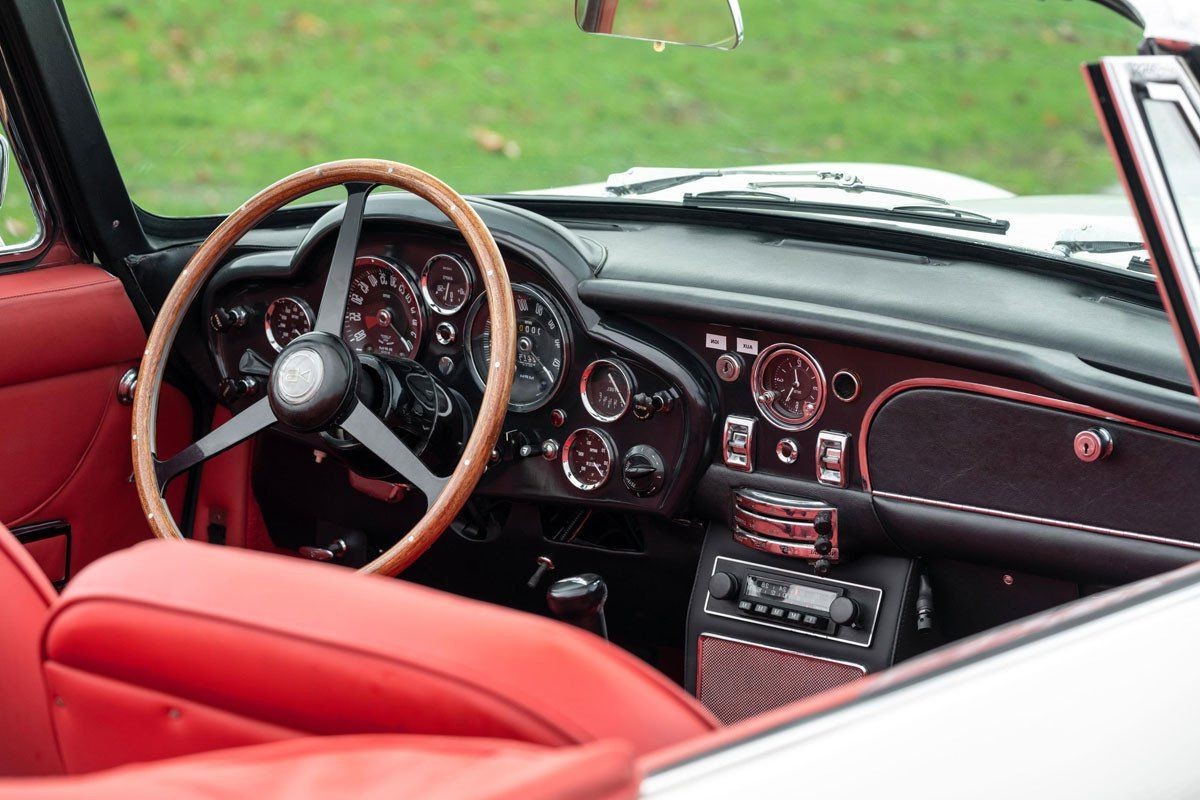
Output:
[
  {"xmin": 793, "ymin": 368, "xmax": 802, "ymax": 387},
  {"xmin": 608, "ymin": 373, "xmax": 621, "ymax": 393}
]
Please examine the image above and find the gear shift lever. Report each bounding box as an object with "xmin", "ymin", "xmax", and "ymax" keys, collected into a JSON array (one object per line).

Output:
[{"xmin": 546, "ymin": 573, "xmax": 608, "ymax": 639}]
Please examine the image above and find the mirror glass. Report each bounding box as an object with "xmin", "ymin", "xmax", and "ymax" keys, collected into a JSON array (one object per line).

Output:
[
  {"xmin": 0, "ymin": 95, "xmax": 43, "ymax": 255},
  {"xmin": 575, "ymin": 0, "xmax": 742, "ymax": 51}
]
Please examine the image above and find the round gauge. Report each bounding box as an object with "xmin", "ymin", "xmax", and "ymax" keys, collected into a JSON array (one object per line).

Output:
[
  {"xmin": 561, "ymin": 427, "xmax": 617, "ymax": 491},
  {"xmin": 466, "ymin": 284, "xmax": 569, "ymax": 412},
  {"xmin": 341, "ymin": 256, "xmax": 426, "ymax": 357},
  {"xmin": 751, "ymin": 343, "xmax": 827, "ymax": 431},
  {"xmin": 421, "ymin": 253, "xmax": 474, "ymax": 316},
  {"xmin": 264, "ymin": 296, "xmax": 314, "ymax": 352},
  {"xmin": 581, "ymin": 359, "xmax": 635, "ymax": 422}
]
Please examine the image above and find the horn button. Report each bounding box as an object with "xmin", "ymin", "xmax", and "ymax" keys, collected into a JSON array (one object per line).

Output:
[{"xmin": 268, "ymin": 332, "xmax": 359, "ymax": 432}]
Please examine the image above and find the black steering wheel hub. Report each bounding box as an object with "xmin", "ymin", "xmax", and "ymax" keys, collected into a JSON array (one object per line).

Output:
[{"xmin": 267, "ymin": 331, "xmax": 359, "ymax": 432}]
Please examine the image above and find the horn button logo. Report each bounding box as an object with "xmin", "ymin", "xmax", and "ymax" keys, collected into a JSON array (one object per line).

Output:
[{"xmin": 275, "ymin": 348, "xmax": 324, "ymax": 405}]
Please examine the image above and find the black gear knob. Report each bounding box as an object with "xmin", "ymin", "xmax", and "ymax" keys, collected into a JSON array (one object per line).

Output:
[{"xmin": 547, "ymin": 573, "xmax": 608, "ymax": 639}]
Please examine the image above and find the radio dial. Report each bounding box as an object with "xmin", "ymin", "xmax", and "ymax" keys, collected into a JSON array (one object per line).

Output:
[
  {"xmin": 829, "ymin": 596, "xmax": 860, "ymax": 627},
  {"xmin": 708, "ymin": 571, "xmax": 739, "ymax": 600}
]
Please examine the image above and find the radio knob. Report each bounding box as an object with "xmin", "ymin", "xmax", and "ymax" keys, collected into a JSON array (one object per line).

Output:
[
  {"xmin": 829, "ymin": 596, "xmax": 860, "ymax": 627},
  {"xmin": 814, "ymin": 536, "xmax": 833, "ymax": 556},
  {"xmin": 708, "ymin": 571, "xmax": 739, "ymax": 600}
]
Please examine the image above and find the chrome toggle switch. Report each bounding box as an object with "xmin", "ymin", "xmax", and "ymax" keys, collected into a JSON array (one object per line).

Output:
[{"xmin": 816, "ymin": 430, "xmax": 851, "ymax": 487}]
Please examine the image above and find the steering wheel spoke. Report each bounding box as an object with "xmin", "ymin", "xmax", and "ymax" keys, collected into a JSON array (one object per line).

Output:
[
  {"xmin": 340, "ymin": 403, "xmax": 449, "ymax": 501},
  {"xmin": 313, "ymin": 181, "xmax": 375, "ymax": 334},
  {"xmin": 154, "ymin": 396, "xmax": 277, "ymax": 491}
]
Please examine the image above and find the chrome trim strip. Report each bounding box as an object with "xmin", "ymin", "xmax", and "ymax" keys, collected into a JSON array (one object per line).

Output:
[
  {"xmin": 873, "ymin": 490, "xmax": 1200, "ymax": 552},
  {"xmin": 704, "ymin": 555, "xmax": 880, "ymax": 648}
]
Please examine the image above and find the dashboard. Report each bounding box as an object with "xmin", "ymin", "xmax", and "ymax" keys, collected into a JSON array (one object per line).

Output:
[{"xmin": 185, "ymin": 191, "xmax": 1200, "ymax": 589}]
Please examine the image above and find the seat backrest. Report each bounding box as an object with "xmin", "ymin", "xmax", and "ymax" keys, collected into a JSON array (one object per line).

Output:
[{"xmin": 0, "ymin": 524, "xmax": 62, "ymax": 775}]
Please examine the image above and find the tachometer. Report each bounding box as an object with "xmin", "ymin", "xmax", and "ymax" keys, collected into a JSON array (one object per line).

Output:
[
  {"xmin": 466, "ymin": 284, "xmax": 569, "ymax": 412},
  {"xmin": 421, "ymin": 253, "xmax": 473, "ymax": 315},
  {"xmin": 562, "ymin": 428, "xmax": 617, "ymax": 491},
  {"xmin": 341, "ymin": 256, "xmax": 425, "ymax": 357},
  {"xmin": 581, "ymin": 358, "xmax": 635, "ymax": 422},
  {"xmin": 751, "ymin": 343, "xmax": 826, "ymax": 430},
  {"xmin": 264, "ymin": 296, "xmax": 313, "ymax": 352}
]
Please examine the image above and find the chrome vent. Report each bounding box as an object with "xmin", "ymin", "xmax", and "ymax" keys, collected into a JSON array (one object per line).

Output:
[{"xmin": 732, "ymin": 489, "xmax": 839, "ymax": 563}]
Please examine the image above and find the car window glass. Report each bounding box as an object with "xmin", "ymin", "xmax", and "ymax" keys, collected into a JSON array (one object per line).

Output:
[
  {"xmin": 0, "ymin": 94, "xmax": 42, "ymax": 254},
  {"xmin": 1143, "ymin": 97, "xmax": 1200, "ymax": 258}
]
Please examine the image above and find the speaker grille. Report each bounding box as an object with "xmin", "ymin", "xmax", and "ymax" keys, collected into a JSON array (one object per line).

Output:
[{"xmin": 697, "ymin": 634, "xmax": 864, "ymax": 725}]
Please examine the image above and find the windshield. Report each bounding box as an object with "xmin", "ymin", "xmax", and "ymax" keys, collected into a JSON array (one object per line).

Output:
[{"xmin": 68, "ymin": 1, "xmax": 1141, "ymax": 268}]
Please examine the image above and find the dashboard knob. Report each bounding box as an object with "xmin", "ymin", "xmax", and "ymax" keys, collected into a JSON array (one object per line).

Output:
[
  {"xmin": 632, "ymin": 393, "xmax": 655, "ymax": 420},
  {"xmin": 814, "ymin": 536, "xmax": 833, "ymax": 556},
  {"xmin": 829, "ymin": 596, "xmax": 860, "ymax": 627},
  {"xmin": 541, "ymin": 439, "xmax": 560, "ymax": 461},
  {"xmin": 622, "ymin": 445, "xmax": 665, "ymax": 497},
  {"xmin": 813, "ymin": 511, "xmax": 833, "ymax": 538},
  {"xmin": 218, "ymin": 375, "xmax": 259, "ymax": 404},
  {"xmin": 708, "ymin": 571, "xmax": 739, "ymax": 600},
  {"xmin": 210, "ymin": 306, "xmax": 249, "ymax": 332}
]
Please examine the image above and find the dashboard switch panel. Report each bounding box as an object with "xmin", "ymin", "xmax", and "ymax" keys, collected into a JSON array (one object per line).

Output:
[
  {"xmin": 816, "ymin": 430, "xmax": 851, "ymax": 487},
  {"xmin": 722, "ymin": 415, "xmax": 757, "ymax": 472}
]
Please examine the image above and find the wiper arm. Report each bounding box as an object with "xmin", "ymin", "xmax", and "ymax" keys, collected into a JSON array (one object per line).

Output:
[
  {"xmin": 1052, "ymin": 239, "xmax": 1146, "ymax": 256},
  {"xmin": 747, "ymin": 177, "xmax": 947, "ymax": 206},
  {"xmin": 681, "ymin": 190, "xmax": 1011, "ymax": 234},
  {"xmin": 607, "ymin": 168, "xmax": 951, "ymax": 205}
]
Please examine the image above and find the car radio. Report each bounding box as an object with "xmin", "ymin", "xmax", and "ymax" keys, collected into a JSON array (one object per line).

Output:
[{"xmin": 704, "ymin": 555, "xmax": 882, "ymax": 647}]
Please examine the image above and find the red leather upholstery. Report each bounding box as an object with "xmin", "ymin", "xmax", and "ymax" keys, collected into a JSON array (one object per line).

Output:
[
  {"xmin": 0, "ymin": 263, "xmax": 194, "ymax": 577},
  {"xmin": 0, "ymin": 735, "xmax": 639, "ymax": 800},
  {"xmin": 0, "ymin": 528, "xmax": 62, "ymax": 776},
  {"xmin": 42, "ymin": 540, "xmax": 718, "ymax": 772}
]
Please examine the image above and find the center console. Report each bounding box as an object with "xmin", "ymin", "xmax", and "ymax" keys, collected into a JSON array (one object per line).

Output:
[{"xmin": 685, "ymin": 476, "xmax": 923, "ymax": 724}]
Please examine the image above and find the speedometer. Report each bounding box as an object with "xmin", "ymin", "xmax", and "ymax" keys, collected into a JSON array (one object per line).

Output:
[
  {"xmin": 466, "ymin": 284, "xmax": 569, "ymax": 412},
  {"xmin": 341, "ymin": 256, "xmax": 425, "ymax": 358}
]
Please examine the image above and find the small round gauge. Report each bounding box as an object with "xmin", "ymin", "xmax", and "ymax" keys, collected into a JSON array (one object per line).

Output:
[
  {"xmin": 751, "ymin": 343, "xmax": 827, "ymax": 431},
  {"xmin": 421, "ymin": 253, "xmax": 474, "ymax": 316},
  {"xmin": 341, "ymin": 256, "xmax": 426, "ymax": 357},
  {"xmin": 466, "ymin": 284, "xmax": 570, "ymax": 412},
  {"xmin": 581, "ymin": 359, "xmax": 635, "ymax": 422},
  {"xmin": 562, "ymin": 427, "xmax": 617, "ymax": 491},
  {"xmin": 264, "ymin": 296, "xmax": 313, "ymax": 352}
]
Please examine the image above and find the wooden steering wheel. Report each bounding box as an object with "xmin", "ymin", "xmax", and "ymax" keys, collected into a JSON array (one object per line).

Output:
[{"xmin": 131, "ymin": 160, "xmax": 516, "ymax": 576}]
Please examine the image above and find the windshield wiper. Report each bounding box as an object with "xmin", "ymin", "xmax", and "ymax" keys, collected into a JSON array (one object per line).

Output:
[
  {"xmin": 607, "ymin": 168, "xmax": 951, "ymax": 205},
  {"xmin": 1051, "ymin": 238, "xmax": 1146, "ymax": 257},
  {"xmin": 681, "ymin": 190, "xmax": 1011, "ymax": 234}
]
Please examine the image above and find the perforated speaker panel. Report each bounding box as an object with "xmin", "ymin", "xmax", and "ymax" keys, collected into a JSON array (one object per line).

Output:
[{"xmin": 697, "ymin": 634, "xmax": 865, "ymax": 725}]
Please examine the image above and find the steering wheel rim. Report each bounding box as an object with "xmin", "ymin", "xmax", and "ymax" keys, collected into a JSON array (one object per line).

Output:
[{"xmin": 131, "ymin": 159, "xmax": 516, "ymax": 576}]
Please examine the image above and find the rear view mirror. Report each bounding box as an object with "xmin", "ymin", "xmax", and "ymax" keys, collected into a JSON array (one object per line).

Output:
[{"xmin": 574, "ymin": 0, "xmax": 743, "ymax": 51}]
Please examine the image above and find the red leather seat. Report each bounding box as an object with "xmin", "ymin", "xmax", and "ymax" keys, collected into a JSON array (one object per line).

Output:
[
  {"xmin": 0, "ymin": 532, "xmax": 62, "ymax": 775},
  {"xmin": 0, "ymin": 525, "xmax": 717, "ymax": 775},
  {"xmin": 0, "ymin": 735, "xmax": 639, "ymax": 800}
]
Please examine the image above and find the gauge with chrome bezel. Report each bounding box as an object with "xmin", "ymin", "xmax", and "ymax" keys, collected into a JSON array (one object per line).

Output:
[
  {"xmin": 421, "ymin": 253, "xmax": 474, "ymax": 315},
  {"xmin": 264, "ymin": 296, "xmax": 314, "ymax": 352},
  {"xmin": 751, "ymin": 343, "xmax": 827, "ymax": 431},
  {"xmin": 562, "ymin": 427, "xmax": 617, "ymax": 491},
  {"xmin": 580, "ymin": 358, "xmax": 636, "ymax": 422},
  {"xmin": 466, "ymin": 283, "xmax": 570, "ymax": 413},
  {"xmin": 341, "ymin": 256, "xmax": 425, "ymax": 357}
]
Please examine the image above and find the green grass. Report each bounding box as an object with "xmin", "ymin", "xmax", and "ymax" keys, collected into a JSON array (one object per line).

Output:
[{"xmin": 10, "ymin": 1, "xmax": 1142, "ymax": 223}]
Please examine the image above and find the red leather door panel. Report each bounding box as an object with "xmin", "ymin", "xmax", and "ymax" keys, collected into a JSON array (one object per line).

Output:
[{"xmin": 0, "ymin": 263, "xmax": 192, "ymax": 579}]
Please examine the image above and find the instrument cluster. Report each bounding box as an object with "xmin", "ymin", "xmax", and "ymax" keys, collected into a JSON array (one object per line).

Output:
[{"xmin": 207, "ymin": 233, "xmax": 693, "ymax": 512}]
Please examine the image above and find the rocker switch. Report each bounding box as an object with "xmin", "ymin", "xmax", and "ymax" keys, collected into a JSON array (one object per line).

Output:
[
  {"xmin": 816, "ymin": 431, "xmax": 851, "ymax": 488},
  {"xmin": 723, "ymin": 415, "xmax": 756, "ymax": 473}
]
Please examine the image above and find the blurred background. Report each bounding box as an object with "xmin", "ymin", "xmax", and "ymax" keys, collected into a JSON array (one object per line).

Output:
[{"xmin": 4, "ymin": 0, "xmax": 1141, "ymax": 233}]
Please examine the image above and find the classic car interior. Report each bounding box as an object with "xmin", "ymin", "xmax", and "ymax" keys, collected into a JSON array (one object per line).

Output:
[{"xmin": 2, "ymin": 0, "xmax": 1200, "ymax": 795}]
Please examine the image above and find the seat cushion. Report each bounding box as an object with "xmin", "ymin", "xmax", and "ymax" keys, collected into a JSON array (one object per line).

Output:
[
  {"xmin": 0, "ymin": 735, "xmax": 638, "ymax": 800},
  {"xmin": 42, "ymin": 540, "xmax": 716, "ymax": 772}
]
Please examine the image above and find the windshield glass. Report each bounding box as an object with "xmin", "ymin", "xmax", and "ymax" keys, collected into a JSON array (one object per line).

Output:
[{"xmin": 68, "ymin": 1, "xmax": 1139, "ymax": 268}]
